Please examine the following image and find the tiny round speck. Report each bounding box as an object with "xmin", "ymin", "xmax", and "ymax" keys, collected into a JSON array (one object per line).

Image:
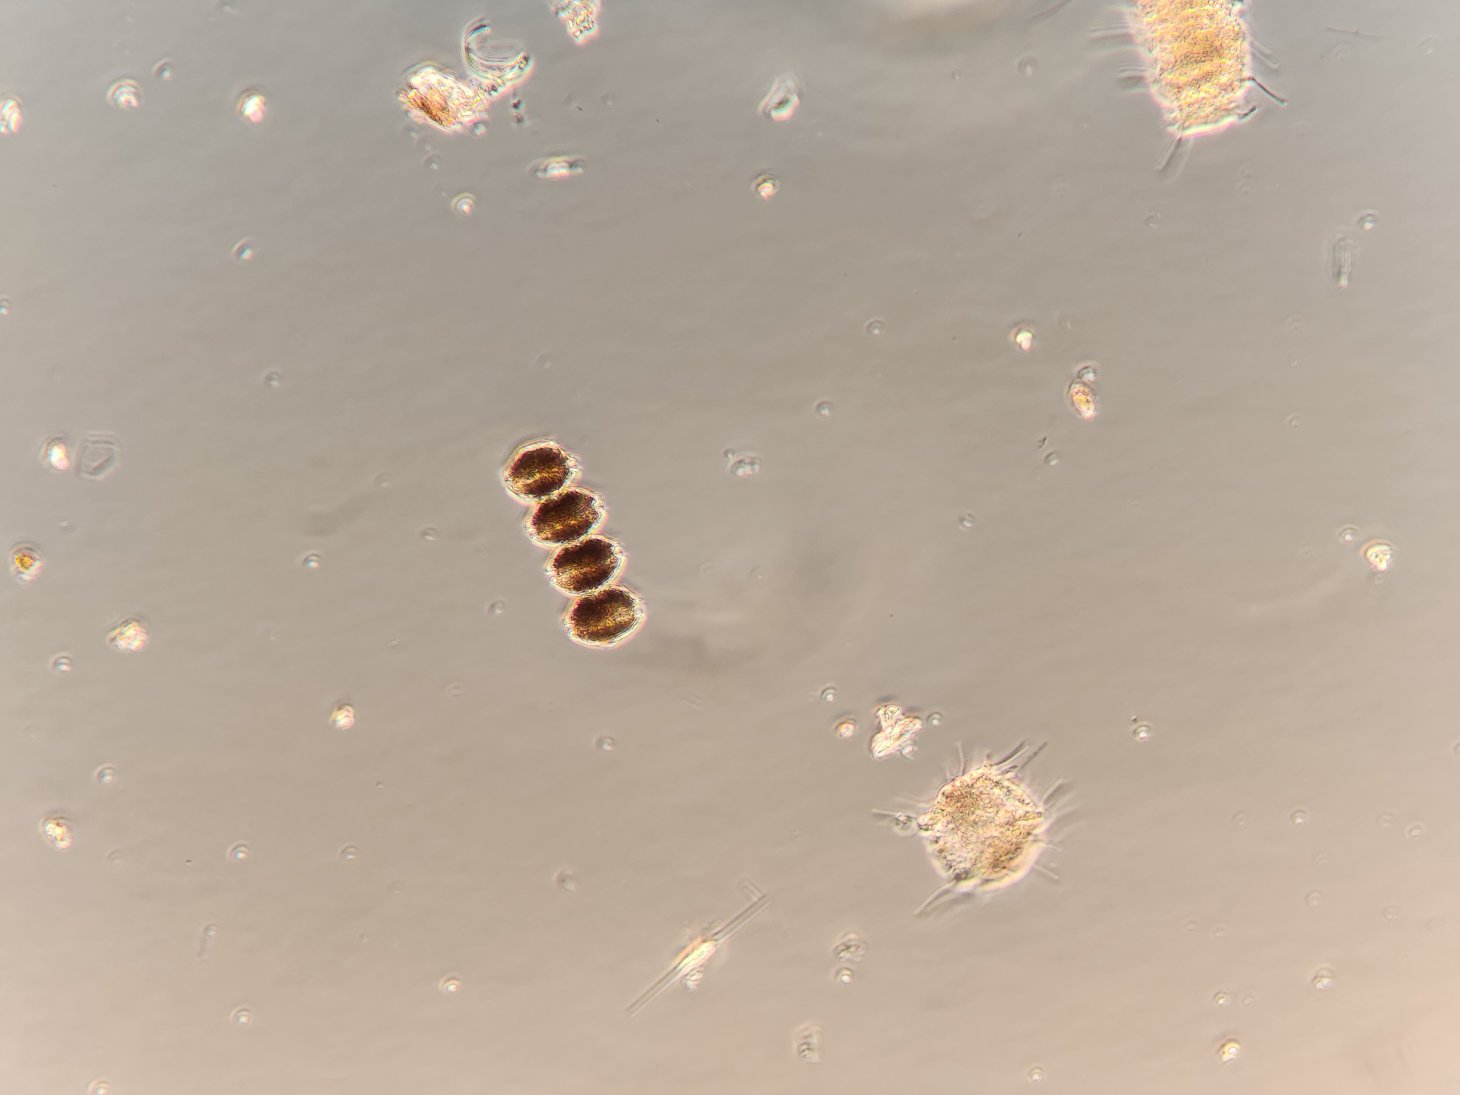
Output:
[
  {"xmin": 231, "ymin": 238, "xmax": 256, "ymax": 263},
  {"xmin": 264, "ymin": 370, "xmax": 282, "ymax": 389},
  {"xmin": 419, "ymin": 526, "xmax": 438, "ymax": 542},
  {"xmin": 1406, "ymin": 821, "xmax": 1426, "ymax": 840},
  {"xmin": 926, "ymin": 711, "xmax": 943, "ymax": 728},
  {"xmin": 229, "ymin": 1006, "xmax": 252, "ymax": 1026},
  {"xmin": 1311, "ymin": 967, "xmax": 1334, "ymax": 991},
  {"xmin": 40, "ymin": 815, "xmax": 74, "ymax": 850},
  {"xmin": 1212, "ymin": 990, "xmax": 1232, "ymax": 1007},
  {"xmin": 833, "ymin": 965, "xmax": 854, "ymax": 985},
  {"xmin": 1377, "ymin": 812, "xmax": 1395, "ymax": 828},
  {"xmin": 107, "ymin": 79, "xmax": 142, "ymax": 111},
  {"xmin": 1338, "ymin": 525, "xmax": 1358, "ymax": 544},
  {"xmin": 1026, "ymin": 1066, "xmax": 1045, "ymax": 1083},
  {"xmin": 439, "ymin": 974, "xmax": 462, "ymax": 995},
  {"xmin": 339, "ymin": 844, "xmax": 359, "ymax": 862},
  {"xmin": 1074, "ymin": 362, "xmax": 1098, "ymax": 383},
  {"xmin": 864, "ymin": 318, "xmax": 885, "ymax": 336},
  {"xmin": 227, "ymin": 842, "xmax": 250, "ymax": 863},
  {"xmin": 1383, "ymin": 904, "xmax": 1399, "ymax": 920},
  {"xmin": 107, "ymin": 617, "xmax": 149, "ymax": 653},
  {"xmin": 95, "ymin": 765, "xmax": 117, "ymax": 786},
  {"xmin": 423, "ymin": 153, "xmax": 440, "ymax": 171},
  {"xmin": 814, "ymin": 400, "xmax": 834, "ymax": 418},
  {"xmin": 1290, "ymin": 809, "xmax": 1309, "ymax": 827},
  {"xmin": 1217, "ymin": 1038, "xmax": 1241, "ymax": 1063},
  {"xmin": 451, "ymin": 192, "xmax": 476, "ymax": 216},
  {"xmin": 153, "ymin": 60, "xmax": 174, "ymax": 81},
  {"xmin": 727, "ymin": 453, "xmax": 761, "ymax": 478},
  {"xmin": 1017, "ymin": 56, "xmax": 1037, "ymax": 77},
  {"xmin": 1132, "ymin": 723, "xmax": 1152, "ymax": 742},
  {"xmin": 50, "ymin": 653, "xmax": 73, "ymax": 674},
  {"xmin": 1232, "ymin": 811, "xmax": 1248, "ymax": 829},
  {"xmin": 1362, "ymin": 539, "xmax": 1394, "ymax": 573},
  {"xmin": 236, "ymin": 88, "xmax": 267, "ymax": 124},
  {"xmin": 833, "ymin": 717, "xmax": 856, "ymax": 739},
  {"xmin": 40, "ymin": 436, "xmax": 73, "ymax": 472},
  {"xmin": 958, "ymin": 512, "xmax": 976, "ymax": 529},
  {"xmin": 1009, "ymin": 323, "xmax": 1035, "ymax": 353},
  {"xmin": 302, "ymin": 552, "xmax": 321, "ymax": 570},
  {"xmin": 594, "ymin": 735, "xmax": 615, "ymax": 752},
  {"xmin": 1043, "ymin": 451, "xmax": 1061, "ymax": 467},
  {"xmin": 330, "ymin": 703, "xmax": 356, "ymax": 731},
  {"xmin": 1357, "ymin": 212, "xmax": 1377, "ymax": 231},
  {"xmin": 820, "ymin": 686, "xmax": 837, "ymax": 703},
  {"xmin": 1305, "ymin": 889, "xmax": 1322, "ymax": 907},
  {"xmin": 554, "ymin": 868, "xmax": 579, "ymax": 892},
  {"xmin": 88, "ymin": 1081, "xmax": 111, "ymax": 1095},
  {"xmin": 753, "ymin": 172, "xmax": 779, "ymax": 200}
]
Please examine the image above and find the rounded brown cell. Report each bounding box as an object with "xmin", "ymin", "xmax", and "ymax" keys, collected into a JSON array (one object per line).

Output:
[
  {"xmin": 563, "ymin": 586, "xmax": 644, "ymax": 648},
  {"xmin": 526, "ymin": 488, "xmax": 604, "ymax": 546},
  {"xmin": 546, "ymin": 535, "xmax": 624, "ymax": 595},
  {"xmin": 503, "ymin": 440, "xmax": 578, "ymax": 503}
]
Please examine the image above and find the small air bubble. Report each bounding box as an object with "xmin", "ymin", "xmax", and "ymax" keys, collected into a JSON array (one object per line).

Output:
[
  {"xmin": 95, "ymin": 765, "xmax": 117, "ymax": 786},
  {"xmin": 833, "ymin": 965, "xmax": 855, "ymax": 985},
  {"xmin": 107, "ymin": 79, "xmax": 142, "ymax": 111},
  {"xmin": 1362, "ymin": 540, "xmax": 1394, "ymax": 573},
  {"xmin": 227, "ymin": 842, "xmax": 250, "ymax": 863},
  {"xmin": 50, "ymin": 653, "xmax": 73, "ymax": 674},
  {"xmin": 231, "ymin": 239, "xmax": 256, "ymax": 263},
  {"xmin": 339, "ymin": 844, "xmax": 359, "ymax": 861},
  {"xmin": 759, "ymin": 73, "xmax": 801, "ymax": 121},
  {"xmin": 302, "ymin": 553, "xmax": 321, "ymax": 570},
  {"xmin": 753, "ymin": 172, "xmax": 779, "ymax": 200},
  {"xmin": 40, "ymin": 815, "xmax": 74, "ymax": 850},
  {"xmin": 595, "ymin": 735, "xmax": 615, "ymax": 752},
  {"xmin": 820, "ymin": 686, "xmax": 837, "ymax": 703},
  {"xmin": 330, "ymin": 703, "xmax": 356, "ymax": 731},
  {"xmin": 107, "ymin": 617, "xmax": 149, "ymax": 653},
  {"xmin": 439, "ymin": 974, "xmax": 462, "ymax": 995},
  {"xmin": 229, "ymin": 1006, "xmax": 252, "ymax": 1026},
  {"xmin": 833, "ymin": 717, "xmax": 857, "ymax": 739},
  {"xmin": 451, "ymin": 192, "xmax": 475, "ymax": 217},
  {"xmin": 814, "ymin": 400, "xmax": 834, "ymax": 418},
  {"xmin": 1010, "ymin": 323, "xmax": 1035, "ymax": 353},
  {"xmin": 864, "ymin": 318, "xmax": 885, "ymax": 336},
  {"xmin": 1217, "ymin": 1038, "xmax": 1241, "ymax": 1063},
  {"xmin": 235, "ymin": 88, "xmax": 267, "ymax": 124},
  {"xmin": 1338, "ymin": 525, "xmax": 1358, "ymax": 544},
  {"xmin": 926, "ymin": 712, "xmax": 943, "ymax": 728},
  {"xmin": 1406, "ymin": 822, "xmax": 1426, "ymax": 840},
  {"xmin": 0, "ymin": 97, "xmax": 21, "ymax": 135},
  {"xmin": 533, "ymin": 155, "xmax": 585, "ymax": 180},
  {"xmin": 1312, "ymin": 967, "xmax": 1334, "ymax": 991}
]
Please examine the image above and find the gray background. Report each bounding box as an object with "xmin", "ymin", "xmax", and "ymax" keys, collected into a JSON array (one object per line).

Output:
[{"xmin": 2, "ymin": 0, "xmax": 1458, "ymax": 1092}]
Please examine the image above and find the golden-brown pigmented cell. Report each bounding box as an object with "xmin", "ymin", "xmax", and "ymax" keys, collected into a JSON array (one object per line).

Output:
[
  {"xmin": 1133, "ymin": 0, "xmax": 1251, "ymax": 139},
  {"xmin": 527, "ymin": 489, "xmax": 604, "ymax": 546},
  {"xmin": 547, "ymin": 535, "xmax": 623, "ymax": 595},
  {"xmin": 397, "ymin": 63, "xmax": 491, "ymax": 132},
  {"xmin": 503, "ymin": 440, "xmax": 578, "ymax": 502},
  {"xmin": 564, "ymin": 586, "xmax": 644, "ymax": 647}
]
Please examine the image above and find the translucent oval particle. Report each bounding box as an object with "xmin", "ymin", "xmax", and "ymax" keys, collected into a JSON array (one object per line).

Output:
[
  {"xmin": 439, "ymin": 974, "xmax": 463, "ymax": 995},
  {"xmin": 1312, "ymin": 967, "xmax": 1334, "ymax": 990},
  {"xmin": 229, "ymin": 1006, "xmax": 253, "ymax": 1025},
  {"xmin": 235, "ymin": 88, "xmax": 267, "ymax": 124},
  {"xmin": 503, "ymin": 439, "xmax": 578, "ymax": 502},
  {"xmin": 528, "ymin": 488, "xmax": 605, "ymax": 546},
  {"xmin": 1010, "ymin": 323, "xmax": 1035, "ymax": 353},
  {"xmin": 107, "ymin": 617, "xmax": 149, "ymax": 653},
  {"xmin": 451, "ymin": 192, "xmax": 475, "ymax": 216},
  {"xmin": 107, "ymin": 79, "xmax": 142, "ymax": 111},
  {"xmin": 38, "ymin": 434, "xmax": 70, "ymax": 471},
  {"xmin": 1067, "ymin": 379, "xmax": 1099, "ymax": 420},
  {"xmin": 397, "ymin": 63, "xmax": 491, "ymax": 132},
  {"xmin": 10, "ymin": 544, "xmax": 42, "ymax": 583},
  {"xmin": 547, "ymin": 535, "xmax": 624, "ymax": 595},
  {"xmin": 330, "ymin": 703, "xmax": 356, "ymax": 731},
  {"xmin": 564, "ymin": 586, "xmax": 644, "ymax": 647},
  {"xmin": 833, "ymin": 717, "xmax": 857, "ymax": 740},
  {"xmin": 1362, "ymin": 539, "xmax": 1394, "ymax": 573},
  {"xmin": 759, "ymin": 73, "xmax": 801, "ymax": 121},
  {"xmin": 0, "ymin": 97, "xmax": 21, "ymax": 135},
  {"xmin": 40, "ymin": 815, "xmax": 74, "ymax": 850},
  {"xmin": 533, "ymin": 155, "xmax": 585, "ymax": 180},
  {"xmin": 753, "ymin": 173, "xmax": 779, "ymax": 200}
]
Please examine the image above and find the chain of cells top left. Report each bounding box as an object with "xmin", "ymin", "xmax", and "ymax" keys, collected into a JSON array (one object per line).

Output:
[{"xmin": 398, "ymin": 19, "xmax": 534, "ymax": 132}]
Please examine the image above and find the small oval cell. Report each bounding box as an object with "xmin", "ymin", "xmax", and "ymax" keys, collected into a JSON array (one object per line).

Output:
[
  {"xmin": 547, "ymin": 535, "xmax": 624, "ymax": 594},
  {"xmin": 564, "ymin": 586, "xmax": 644, "ymax": 647},
  {"xmin": 528, "ymin": 489, "xmax": 605, "ymax": 546},
  {"xmin": 503, "ymin": 440, "xmax": 577, "ymax": 502}
]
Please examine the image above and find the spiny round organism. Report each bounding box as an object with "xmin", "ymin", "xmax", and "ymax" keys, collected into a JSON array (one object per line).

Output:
[
  {"xmin": 913, "ymin": 743, "xmax": 1052, "ymax": 914},
  {"xmin": 546, "ymin": 535, "xmax": 623, "ymax": 595},
  {"xmin": 564, "ymin": 586, "xmax": 644, "ymax": 648},
  {"xmin": 527, "ymin": 488, "xmax": 605, "ymax": 546},
  {"xmin": 503, "ymin": 439, "xmax": 578, "ymax": 502}
]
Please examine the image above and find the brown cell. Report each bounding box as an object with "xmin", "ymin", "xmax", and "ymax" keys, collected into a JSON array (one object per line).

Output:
[
  {"xmin": 546, "ymin": 535, "xmax": 624, "ymax": 595},
  {"xmin": 527, "ymin": 489, "xmax": 605, "ymax": 546},
  {"xmin": 503, "ymin": 439, "xmax": 578, "ymax": 502},
  {"xmin": 563, "ymin": 586, "xmax": 644, "ymax": 648}
]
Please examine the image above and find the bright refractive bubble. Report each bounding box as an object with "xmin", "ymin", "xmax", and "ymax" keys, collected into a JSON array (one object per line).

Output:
[
  {"xmin": 95, "ymin": 765, "xmax": 117, "ymax": 786},
  {"xmin": 1362, "ymin": 540, "xmax": 1394, "ymax": 573},
  {"xmin": 330, "ymin": 703, "xmax": 356, "ymax": 731},
  {"xmin": 1358, "ymin": 212, "xmax": 1377, "ymax": 231},
  {"xmin": 533, "ymin": 155, "xmax": 585, "ymax": 180},
  {"xmin": 1132, "ymin": 722, "xmax": 1152, "ymax": 742},
  {"xmin": 0, "ymin": 97, "xmax": 21, "ymax": 135},
  {"xmin": 38, "ymin": 435, "xmax": 72, "ymax": 471},
  {"xmin": 451, "ymin": 192, "xmax": 475, "ymax": 217},
  {"xmin": 50, "ymin": 653, "xmax": 73, "ymax": 674},
  {"xmin": 107, "ymin": 79, "xmax": 142, "ymax": 110},
  {"xmin": 1010, "ymin": 323, "xmax": 1035, "ymax": 353},
  {"xmin": 229, "ymin": 1006, "xmax": 253, "ymax": 1026},
  {"xmin": 107, "ymin": 618, "xmax": 149, "ymax": 653},
  {"xmin": 153, "ymin": 60, "xmax": 174, "ymax": 81},
  {"xmin": 439, "ymin": 974, "xmax": 463, "ymax": 995},
  {"xmin": 753, "ymin": 173, "xmax": 779, "ymax": 200},
  {"xmin": 759, "ymin": 73, "xmax": 801, "ymax": 121},
  {"xmin": 554, "ymin": 0, "xmax": 602, "ymax": 44},
  {"xmin": 833, "ymin": 966, "xmax": 854, "ymax": 985},
  {"xmin": 820, "ymin": 686, "xmax": 837, "ymax": 703},
  {"xmin": 10, "ymin": 544, "xmax": 42, "ymax": 583},
  {"xmin": 228, "ymin": 842, "xmax": 250, "ymax": 862},
  {"xmin": 235, "ymin": 88, "xmax": 267, "ymax": 124},
  {"xmin": 41, "ymin": 815, "xmax": 74, "ymax": 850}
]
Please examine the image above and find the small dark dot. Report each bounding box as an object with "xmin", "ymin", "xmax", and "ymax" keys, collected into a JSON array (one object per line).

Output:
[
  {"xmin": 548, "ymin": 536, "xmax": 623, "ymax": 594},
  {"xmin": 528, "ymin": 489, "xmax": 605, "ymax": 546},
  {"xmin": 564, "ymin": 586, "xmax": 644, "ymax": 647},
  {"xmin": 503, "ymin": 440, "xmax": 577, "ymax": 501}
]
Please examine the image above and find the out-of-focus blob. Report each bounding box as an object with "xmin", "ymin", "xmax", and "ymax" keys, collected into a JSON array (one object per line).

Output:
[{"xmin": 553, "ymin": 0, "xmax": 602, "ymax": 44}]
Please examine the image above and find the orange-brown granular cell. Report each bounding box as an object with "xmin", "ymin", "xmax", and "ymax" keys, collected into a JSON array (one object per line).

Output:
[
  {"xmin": 527, "ymin": 489, "xmax": 605, "ymax": 546},
  {"xmin": 1132, "ymin": 0, "xmax": 1251, "ymax": 137},
  {"xmin": 547, "ymin": 535, "xmax": 623, "ymax": 595},
  {"xmin": 503, "ymin": 440, "xmax": 578, "ymax": 502},
  {"xmin": 564, "ymin": 586, "xmax": 644, "ymax": 647}
]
